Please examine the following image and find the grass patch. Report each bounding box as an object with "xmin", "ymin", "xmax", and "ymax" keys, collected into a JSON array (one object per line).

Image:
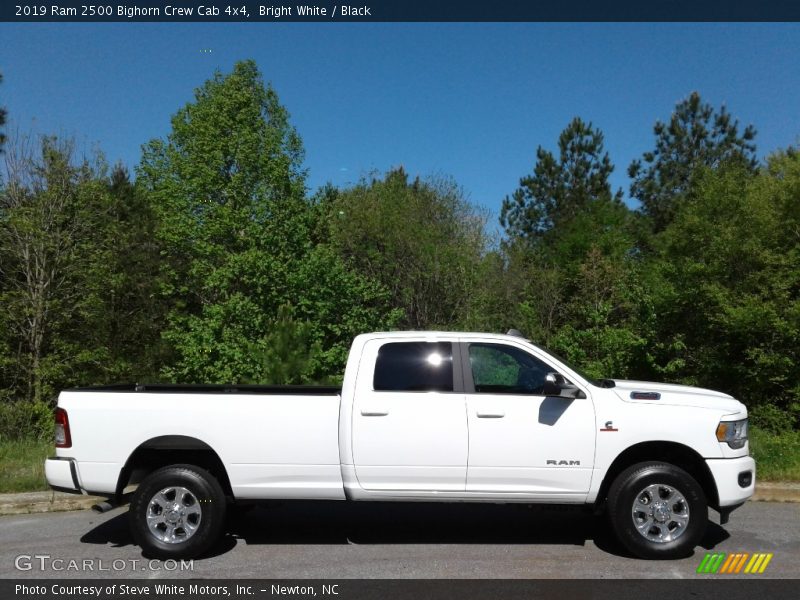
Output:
[
  {"xmin": 749, "ymin": 426, "xmax": 800, "ymax": 481},
  {"xmin": 0, "ymin": 438, "xmax": 52, "ymax": 493}
]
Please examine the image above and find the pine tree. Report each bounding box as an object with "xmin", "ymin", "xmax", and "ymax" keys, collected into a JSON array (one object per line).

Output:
[
  {"xmin": 629, "ymin": 91, "xmax": 757, "ymax": 231},
  {"xmin": 500, "ymin": 117, "xmax": 622, "ymax": 244}
]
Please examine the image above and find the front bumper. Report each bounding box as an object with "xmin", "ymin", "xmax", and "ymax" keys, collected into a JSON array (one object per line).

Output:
[
  {"xmin": 706, "ymin": 455, "xmax": 756, "ymax": 508},
  {"xmin": 45, "ymin": 457, "xmax": 83, "ymax": 494}
]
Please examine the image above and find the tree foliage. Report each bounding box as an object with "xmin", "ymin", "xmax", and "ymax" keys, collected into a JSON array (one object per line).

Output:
[
  {"xmin": 500, "ymin": 117, "xmax": 623, "ymax": 244},
  {"xmin": 629, "ymin": 91, "xmax": 757, "ymax": 231},
  {"xmin": 98, "ymin": 165, "xmax": 166, "ymax": 382},
  {"xmin": 0, "ymin": 134, "xmax": 142, "ymax": 402},
  {"xmin": 252, "ymin": 303, "xmax": 320, "ymax": 385},
  {"xmin": 498, "ymin": 119, "xmax": 646, "ymax": 378},
  {"xmin": 137, "ymin": 60, "xmax": 395, "ymax": 384},
  {"xmin": 648, "ymin": 152, "xmax": 800, "ymax": 423},
  {"xmin": 322, "ymin": 168, "xmax": 488, "ymax": 329}
]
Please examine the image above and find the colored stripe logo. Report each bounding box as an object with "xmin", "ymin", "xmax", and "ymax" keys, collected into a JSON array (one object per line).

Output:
[{"xmin": 696, "ymin": 552, "xmax": 773, "ymax": 574}]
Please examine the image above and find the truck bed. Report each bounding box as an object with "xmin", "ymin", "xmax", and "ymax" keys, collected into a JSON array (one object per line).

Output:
[
  {"xmin": 67, "ymin": 383, "xmax": 342, "ymax": 395},
  {"xmin": 54, "ymin": 384, "xmax": 345, "ymax": 500}
]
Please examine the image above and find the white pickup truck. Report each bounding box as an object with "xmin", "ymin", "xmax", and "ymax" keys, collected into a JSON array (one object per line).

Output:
[{"xmin": 45, "ymin": 331, "xmax": 754, "ymax": 560}]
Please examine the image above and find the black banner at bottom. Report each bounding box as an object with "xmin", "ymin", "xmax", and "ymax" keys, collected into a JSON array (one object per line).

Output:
[{"xmin": 3, "ymin": 579, "xmax": 799, "ymax": 600}]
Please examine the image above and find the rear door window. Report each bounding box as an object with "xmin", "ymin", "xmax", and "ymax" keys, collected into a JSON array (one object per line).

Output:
[{"xmin": 373, "ymin": 342, "xmax": 454, "ymax": 392}]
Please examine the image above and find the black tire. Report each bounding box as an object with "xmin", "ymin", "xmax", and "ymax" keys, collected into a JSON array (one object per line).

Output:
[
  {"xmin": 129, "ymin": 464, "xmax": 226, "ymax": 559},
  {"xmin": 607, "ymin": 462, "xmax": 707, "ymax": 559}
]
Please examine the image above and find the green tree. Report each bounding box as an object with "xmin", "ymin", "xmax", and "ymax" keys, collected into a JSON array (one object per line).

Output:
[
  {"xmin": 500, "ymin": 117, "xmax": 623, "ymax": 244},
  {"xmin": 138, "ymin": 60, "xmax": 395, "ymax": 383},
  {"xmin": 95, "ymin": 165, "xmax": 165, "ymax": 382},
  {"xmin": 0, "ymin": 134, "xmax": 113, "ymax": 402},
  {"xmin": 457, "ymin": 248, "xmax": 521, "ymax": 334},
  {"xmin": 548, "ymin": 245, "xmax": 652, "ymax": 379},
  {"xmin": 500, "ymin": 204, "xmax": 651, "ymax": 379},
  {"xmin": 253, "ymin": 303, "xmax": 320, "ymax": 385},
  {"xmin": 322, "ymin": 168, "xmax": 489, "ymax": 330},
  {"xmin": 498, "ymin": 119, "xmax": 648, "ymax": 377},
  {"xmin": 648, "ymin": 151, "xmax": 800, "ymax": 426},
  {"xmin": 629, "ymin": 92, "xmax": 757, "ymax": 232}
]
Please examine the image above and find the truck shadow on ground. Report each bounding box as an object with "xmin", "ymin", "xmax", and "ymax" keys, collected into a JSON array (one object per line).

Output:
[{"xmin": 80, "ymin": 501, "xmax": 730, "ymax": 560}]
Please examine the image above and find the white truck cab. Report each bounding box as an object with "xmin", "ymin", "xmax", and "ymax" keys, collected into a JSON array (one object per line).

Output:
[{"xmin": 46, "ymin": 331, "xmax": 755, "ymax": 560}]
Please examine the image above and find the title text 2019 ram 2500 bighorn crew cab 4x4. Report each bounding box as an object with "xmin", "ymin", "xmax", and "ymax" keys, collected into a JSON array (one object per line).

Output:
[{"xmin": 46, "ymin": 331, "xmax": 754, "ymax": 559}]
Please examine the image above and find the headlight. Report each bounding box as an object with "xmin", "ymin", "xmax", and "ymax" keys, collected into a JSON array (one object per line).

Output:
[{"xmin": 716, "ymin": 418, "xmax": 748, "ymax": 449}]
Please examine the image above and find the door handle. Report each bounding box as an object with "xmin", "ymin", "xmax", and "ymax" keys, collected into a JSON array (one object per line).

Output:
[
  {"xmin": 361, "ymin": 408, "xmax": 389, "ymax": 416},
  {"xmin": 476, "ymin": 411, "xmax": 505, "ymax": 418}
]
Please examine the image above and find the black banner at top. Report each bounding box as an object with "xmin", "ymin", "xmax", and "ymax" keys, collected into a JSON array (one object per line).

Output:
[{"xmin": 3, "ymin": 1, "xmax": 800, "ymax": 22}]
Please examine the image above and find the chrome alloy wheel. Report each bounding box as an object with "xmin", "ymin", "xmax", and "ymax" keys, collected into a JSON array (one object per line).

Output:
[
  {"xmin": 630, "ymin": 483, "xmax": 690, "ymax": 543},
  {"xmin": 146, "ymin": 486, "xmax": 202, "ymax": 544}
]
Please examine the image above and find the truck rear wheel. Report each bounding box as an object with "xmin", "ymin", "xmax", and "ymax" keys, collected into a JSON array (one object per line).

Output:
[
  {"xmin": 129, "ymin": 464, "xmax": 226, "ymax": 559},
  {"xmin": 607, "ymin": 462, "xmax": 707, "ymax": 559}
]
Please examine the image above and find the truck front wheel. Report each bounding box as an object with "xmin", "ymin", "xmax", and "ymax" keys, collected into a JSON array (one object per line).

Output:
[
  {"xmin": 607, "ymin": 462, "xmax": 707, "ymax": 559},
  {"xmin": 129, "ymin": 464, "xmax": 226, "ymax": 559}
]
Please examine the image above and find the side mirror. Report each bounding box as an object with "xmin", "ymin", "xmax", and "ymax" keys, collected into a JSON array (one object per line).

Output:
[
  {"xmin": 542, "ymin": 373, "xmax": 563, "ymax": 396},
  {"xmin": 544, "ymin": 372, "xmax": 586, "ymax": 399}
]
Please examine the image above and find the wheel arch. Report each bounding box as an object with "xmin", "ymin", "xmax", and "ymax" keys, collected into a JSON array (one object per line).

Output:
[
  {"xmin": 116, "ymin": 435, "xmax": 233, "ymax": 500},
  {"xmin": 594, "ymin": 441, "xmax": 719, "ymax": 512}
]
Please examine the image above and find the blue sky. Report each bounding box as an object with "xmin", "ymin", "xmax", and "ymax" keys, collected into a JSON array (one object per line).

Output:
[{"xmin": 1, "ymin": 23, "xmax": 798, "ymax": 221}]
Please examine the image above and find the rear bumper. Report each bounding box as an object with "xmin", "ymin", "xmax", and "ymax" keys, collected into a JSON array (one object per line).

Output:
[
  {"xmin": 45, "ymin": 457, "xmax": 83, "ymax": 494},
  {"xmin": 706, "ymin": 455, "xmax": 755, "ymax": 508}
]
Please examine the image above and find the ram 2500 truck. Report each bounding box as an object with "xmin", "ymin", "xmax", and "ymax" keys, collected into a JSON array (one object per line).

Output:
[{"xmin": 45, "ymin": 331, "xmax": 754, "ymax": 560}]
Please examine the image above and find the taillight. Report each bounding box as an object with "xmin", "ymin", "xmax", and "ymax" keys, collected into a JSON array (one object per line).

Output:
[{"xmin": 55, "ymin": 407, "xmax": 71, "ymax": 448}]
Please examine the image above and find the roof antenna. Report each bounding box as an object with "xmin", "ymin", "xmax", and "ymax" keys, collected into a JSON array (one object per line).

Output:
[{"xmin": 506, "ymin": 329, "xmax": 525, "ymax": 338}]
